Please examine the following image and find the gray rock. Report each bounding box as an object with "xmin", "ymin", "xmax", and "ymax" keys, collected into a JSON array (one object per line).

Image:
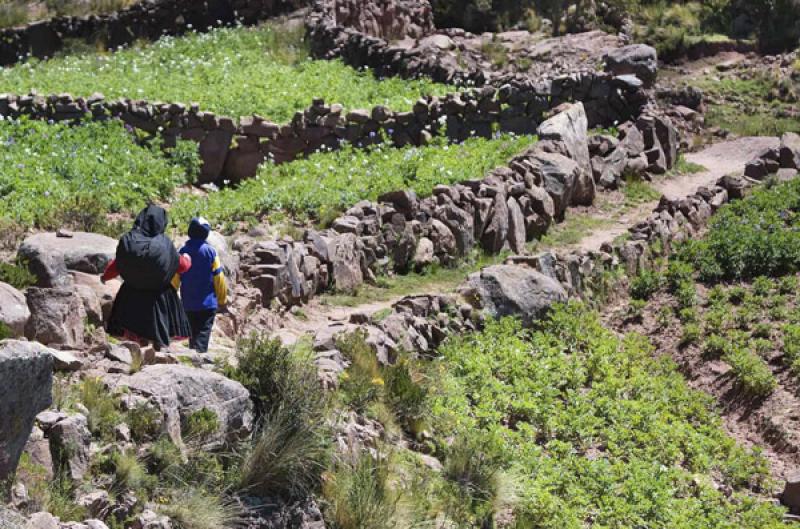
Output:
[
  {"xmin": 18, "ymin": 232, "xmax": 117, "ymax": 288},
  {"xmin": 0, "ymin": 282, "xmax": 29, "ymax": 337},
  {"xmin": 77, "ymin": 491, "xmax": 111, "ymax": 518},
  {"xmin": 782, "ymin": 471, "xmax": 800, "ymax": 514},
  {"xmin": 0, "ymin": 341, "xmax": 53, "ymax": 490},
  {"xmin": 604, "ymin": 44, "xmax": 658, "ymax": 87},
  {"xmin": 463, "ymin": 265, "xmax": 568, "ymax": 327},
  {"xmin": 130, "ymin": 510, "xmax": 172, "ymax": 529},
  {"xmin": 50, "ymin": 350, "xmax": 82, "ymax": 372},
  {"xmin": 434, "ymin": 204, "xmax": 474, "ymax": 257},
  {"xmin": 537, "ymin": 103, "xmax": 594, "ymax": 206},
  {"xmin": 654, "ymin": 115, "xmax": 679, "ymax": 169},
  {"xmin": 25, "ymin": 288, "xmax": 86, "ymax": 348},
  {"xmin": 480, "ymin": 193, "xmax": 509, "ymax": 254},
  {"xmin": 330, "ymin": 233, "xmax": 364, "ymax": 294},
  {"xmin": 26, "ymin": 512, "xmax": 59, "ymax": 529},
  {"xmin": 780, "ymin": 132, "xmax": 800, "ymax": 170},
  {"xmin": 530, "ymin": 152, "xmax": 580, "ymax": 221},
  {"xmin": 49, "ymin": 413, "xmax": 91, "ymax": 481},
  {"xmin": 412, "ymin": 237, "xmax": 435, "ymax": 270},
  {"xmin": 109, "ymin": 364, "xmax": 253, "ymax": 450},
  {"xmin": 507, "ymin": 197, "xmax": 527, "ymax": 254}
]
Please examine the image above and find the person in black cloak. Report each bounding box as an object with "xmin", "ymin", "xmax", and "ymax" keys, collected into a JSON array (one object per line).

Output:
[{"xmin": 102, "ymin": 205, "xmax": 192, "ymax": 350}]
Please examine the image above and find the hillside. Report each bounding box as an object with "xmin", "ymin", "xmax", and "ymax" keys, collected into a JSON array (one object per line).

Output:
[{"xmin": 1, "ymin": 1, "xmax": 800, "ymax": 529}]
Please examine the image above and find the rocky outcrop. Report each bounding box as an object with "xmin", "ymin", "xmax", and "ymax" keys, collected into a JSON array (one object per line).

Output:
[
  {"xmin": 744, "ymin": 133, "xmax": 800, "ymax": 181},
  {"xmin": 25, "ymin": 287, "xmax": 86, "ymax": 348},
  {"xmin": 48, "ymin": 414, "xmax": 92, "ymax": 482},
  {"xmin": 0, "ymin": 282, "xmax": 29, "ymax": 337},
  {"xmin": 318, "ymin": 0, "xmax": 434, "ymax": 39},
  {"xmin": 108, "ymin": 365, "xmax": 254, "ymax": 450},
  {"xmin": 18, "ymin": 232, "xmax": 116, "ymax": 288},
  {"xmin": 604, "ymin": 44, "xmax": 658, "ymax": 88},
  {"xmin": 0, "ymin": 340, "xmax": 53, "ymax": 491},
  {"xmin": 537, "ymin": 103, "xmax": 594, "ymax": 206},
  {"xmin": 462, "ymin": 265, "xmax": 568, "ymax": 327}
]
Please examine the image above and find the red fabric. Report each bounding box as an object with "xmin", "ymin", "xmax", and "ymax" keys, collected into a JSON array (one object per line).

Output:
[
  {"xmin": 177, "ymin": 253, "xmax": 192, "ymax": 274},
  {"xmin": 102, "ymin": 259, "xmax": 119, "ymax": 282}
]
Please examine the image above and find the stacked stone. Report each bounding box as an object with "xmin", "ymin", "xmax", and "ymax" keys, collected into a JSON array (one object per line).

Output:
[
  {"xmin": 318, "ymin": 0, "xmax": 435, "ymax": 40},
  {"xmin": 744, "ymin": 132, "xmax": 800, "ymax": 181},
  {"xmin": 0, "ymin": 0, "xmax": 305, "ymax": 66}
]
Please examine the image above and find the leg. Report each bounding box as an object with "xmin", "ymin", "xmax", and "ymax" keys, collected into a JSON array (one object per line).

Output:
[
  {"xmin": 186, "ymin": 311, "xmax": 201, "ymax": 350},
  {"xmin": 192, "ymin": 309, "xmax": 216, "ymax": 353}
]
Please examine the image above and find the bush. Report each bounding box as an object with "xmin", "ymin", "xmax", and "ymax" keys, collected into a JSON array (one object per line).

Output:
[
  {"xmin": 337, "ymin": 331, "xmax": 385, "ymax": 414},
  {"xmin": 629, "ymin": 269, "xmax": 662, "ymax": 300},
  {"xmin": 323, "ymin": 450, "xmax": 398, "ymax": 529},
  {"xmin": 184, "ymin": 408, "xmax": 219, "ymax": 442},
  {"xmin": 679, "ymin": 179, "xmax": 800, "ymax": 282},
  {"xmin": 158, "ymin": 488, "xmax": 243, "ymax": 529},
  {"xmin": 680, "ymin": 323, "xmax": 701, "ymax": 346},
  {"xmin": 725, "ymin": 347, "xmax": 777, "ymax": 397},
  {"xmin": 383, "ymin": 358, "xmax": 429, "ymax": 438},
  {"xmin": 0, "ymin": 259, "xmax": 36, "ymax": 290},
  {"xmin": 666, "ymin": 261, "xmax": 694, "ymax": 292},
  {"xmin": 703, "ymin": 334, "xmax": 728, "ymax": 359},
  {"xmin": 127, "ymin": 403, "xmax": 162, "ymax": 443},
  {"xmin": 70, "ymin": 377, "xmax": 122, "ymax": 441}
]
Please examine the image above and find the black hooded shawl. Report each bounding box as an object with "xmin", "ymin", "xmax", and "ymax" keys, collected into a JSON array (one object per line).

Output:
[
  {"xmin": 116, "ymin": 205, "xmax": 180, "ymax": 291},
  {"xmin": 107, "ymin": 206, "xmax": 190, "ymax": 347}
]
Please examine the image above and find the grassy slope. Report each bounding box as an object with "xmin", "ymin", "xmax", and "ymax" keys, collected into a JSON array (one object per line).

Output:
[{"xmin": 0, "ymin": 23, "xmax": 456, "ymax": 122}]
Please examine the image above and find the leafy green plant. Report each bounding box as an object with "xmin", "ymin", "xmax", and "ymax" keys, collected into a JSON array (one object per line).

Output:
[
  {"xmin": 171, "ymin": 134, "xmax": 535, "ymax": 226},
  {"xmin": 184, "ymin": 408, "xmax": 219, "ymax": 442},
  {"xmin": 0, "ymin": 259, "xmax": 36, "ymax": 289},
  {"xmin": 680, "ymin": 322, "xmax": 701, "ymax": 346},
  {"xmin": 0, "ymin": 118, "xmax": 196, "ymax": 230},
  {"xmin": 724, "ymin": 346, "xmax": 777, "ymax": 397},
  {"xmin": 629, "ymin": 269, "xmax": 662, "ymax": 300},
  {"xmin": 323, "ymin": 450, "xmax": 398, "ymax": 529},
  {"xmin": 0, "ymin": 23, "xmax": 455, "ymax": 122},
  {"xmin": 703, "ymin": 333, "xmax": 729, "ymax": 359}
]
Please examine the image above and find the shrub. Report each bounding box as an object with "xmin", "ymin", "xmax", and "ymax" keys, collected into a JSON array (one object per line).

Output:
[
  {"xmin": 71, "ymin": 377, "xmax": 122, "ymax": 441},
  {"xmin": 0, "ymin": 259, "xmax": 36, "ymax": 290},
  {"xmin": 158, "ymin": 488, "xmax": 243, "ymax": 529},
  {"xmin": 729, "ymin": 286, "xmax": 748, "ymax": 304},
  {"xmin": 383, "ymin": 358, "xmax": 429, "ymax": 438},
  {"xmin": 675, "ymin": 282, "xmax": 698, "ymax": 310},
  {"xmin": 337, "ymin": 331, "xmax": 385, "ymax": 414},
  {"xmin": 679, "ymin": 179, "xmax": 800, "ymax": 281},
  {"xmin": 752, "ymin": 323, "xmax": 772, "ymax": 339},
  {"xmin": 0, "ymin": 321, "xmax": 12, "ymax": 340},
  {"xmin": 680, "ymin": 323, "xmax": 701, "ymax": 347},
  {"xmin": 146, "ymin": 437, "xmax": 183, "ymax": 474},
  {"xmin": 725, "ymin": 347, "xmax": 777, "ymax": 397},
  {"xmin": 184, "ymin": 408, "xmax": 219, "ymax": 443},
  {"xmin": 322, "ymin": 450, "xmax": 398, "ymax": 529},
  {"xmin": 752, "ymin": 276, "xmax": 775, "ymax": 297},
  {"xmin": 629, "ymin": 269, "xmax": 662, "ymax": 300},
  {"xmin": 783, "ymin": 323, "xmax": 800, "ymax": 370},
  {"xmin": 666, "ymin": 261, "xmax": 694, "ymax": 292},
  {"xmin": 703, "ymin": 334, "xmax": 729, "ymax": 359},
  {"xmin": 127, "ymin": 403, "xmax": 162, "ymax": 443},
  {"xmin": 237, "ymin": 404, "xmax": 331, "ymax": 500},
  {"xmin": 778, "ymin": 275, "xmax": 799, "ymax": 294}
]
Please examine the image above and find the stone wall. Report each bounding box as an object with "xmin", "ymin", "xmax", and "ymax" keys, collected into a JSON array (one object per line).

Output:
[
  {"xmin": 0, "ymin": 78, "xmax": 646, "ymax": 183},
  {"xmin": 0, "ymin": 0, "xmax": 306, "ymax": 66},
  {"xmin": 305, "ymin": 0, "xmax": 649, "ymax": 128},
  {"xmin": 305, "ymin": 163, "xmax": 759, "ymax": 386},
  {"xmin": 316, "ymin": 0, "xmax": 434, "ymax": 40},
  {"xmin": 231, "ymin": 103, "xmax": 679, "ymax": 310}
]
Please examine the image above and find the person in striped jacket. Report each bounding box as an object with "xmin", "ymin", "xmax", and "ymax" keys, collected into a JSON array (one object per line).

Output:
[{"xmin": 177, "ymin": 217, "xmax": 227, "ymax": 353}]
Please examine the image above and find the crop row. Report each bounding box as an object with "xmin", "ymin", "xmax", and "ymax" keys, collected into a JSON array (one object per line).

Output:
[{"xmin": 0, "ymin": 23, "xmax": 455, "ymax": 123}]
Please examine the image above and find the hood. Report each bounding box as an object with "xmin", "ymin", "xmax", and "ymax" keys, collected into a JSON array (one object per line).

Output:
[
  {"xmin": 188, "ymin": 216, "xmax": 211, "ymax": 240},
  {"xmin": 133, "ymin": 205, "xmax": 169, "ymax": 238}
]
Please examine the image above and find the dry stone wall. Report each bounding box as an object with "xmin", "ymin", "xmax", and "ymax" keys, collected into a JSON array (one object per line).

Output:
[
  {"xmin": 231, "ymin": 103, "xmax": 679, "ymax": 310},
  {"xmin": 317, "ymin": 0, "xmax": 434, "ymax": 40},
  {"xmin": 306, "ymin": 163, "xmax": 762, "ymax": 386},
  {"xmin": 0, "ymin": 0, "xmax": 306, "ymax": 66}
]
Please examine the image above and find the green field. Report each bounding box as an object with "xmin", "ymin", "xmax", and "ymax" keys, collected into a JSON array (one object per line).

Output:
[
  {"xmin": 0, "ymin": 23, "xmax": 456, "ymax": 122},
  {"xmin": 171, "ymin": 134, "xmax": 537, "ymax": 229},
  {"xmin": 0, "ymin": 117, "xmax": 197, "ymax": 236}
]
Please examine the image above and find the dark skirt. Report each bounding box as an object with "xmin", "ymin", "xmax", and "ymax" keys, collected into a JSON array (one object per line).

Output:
[{"xmin": 107, "ymin": 283, "xmax": 191, "ymax": 348}]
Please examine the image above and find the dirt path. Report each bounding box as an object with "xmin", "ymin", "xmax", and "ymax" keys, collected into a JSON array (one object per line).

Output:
[
  {"xmin": 575, "ymin": 136, "xmax": 779, "ymax": 253},
  {"xmin": 274, "ymin": 137, "xmax": 777, "ymax": 340}
]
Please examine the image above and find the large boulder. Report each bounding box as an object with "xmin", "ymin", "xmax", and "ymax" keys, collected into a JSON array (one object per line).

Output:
[
  {"xmin": 25, "ymin": 288, "xmax": 86, "ymax": 348},
  {"xmin": 537, "ymin": 103, "xmax": 594, "ymax": 206},
  {"xmin": 604, "ymin": 44, "xmax": 658, "ymax": 87},
  {"xmin": 529, "ymin": 152, "xmax": 580, "ymax": 221},
  {"xmin": 0, "ymin": 282, "xmax": 29, "ymax": 337},
  {"xmin": 18, "ymin": 232, "xmax": 117, "ymax": 288},
  {"xmin": 109, "ymin": 364, "xmax": 253, "ymax": 450},
  {"xmin": 0, "ymin": 341, "xmax": 53, "ymax": 490},
  {"xmin": 463, "ymin": 265, "xmax": 568, "ymax": 327},
  {"xmin": 780, "ymin": 132, "xmax": 800, "ymax": 170},
  {"xmin": 330, "ymin": 233, "xmax": 364, "ymax": 294},
  {"xmin": 48, "ymin": 414, "xmax": 91, "ymax": 482}
]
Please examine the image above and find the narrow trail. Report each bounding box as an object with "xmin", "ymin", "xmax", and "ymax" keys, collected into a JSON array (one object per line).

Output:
[
  {"xmin": 575, "ymin": 136, "xmax": 779, "ymax": 253},
  {"xmin": 274, "ymin": 137, "xmax": 778, "ymax": 341}
]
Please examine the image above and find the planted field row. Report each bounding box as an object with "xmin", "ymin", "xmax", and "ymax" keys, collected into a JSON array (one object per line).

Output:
[
  {"xmin": 0, "ymin": 23, "xmax": 455, "ymax": 123},
  {"xmin": 170, "ymin": 134, "xmax": 537, "ymax": 229}
]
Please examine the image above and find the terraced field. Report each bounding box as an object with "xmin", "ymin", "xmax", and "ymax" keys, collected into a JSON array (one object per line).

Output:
[{"xmin": 0, "ymin": 22, "xmax": 455, "ymax": 121}]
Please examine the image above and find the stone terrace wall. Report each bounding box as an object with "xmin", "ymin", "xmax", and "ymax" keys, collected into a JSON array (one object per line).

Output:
[
  {"xmin": 306, "ymin": 0, "xmax": 649, "ymax": 128},
  {"xmin": 1, "ymin": 79, "xmax": 645, "ymax": 183},
  {"xmin": 230, "ymin": 103, "xmax": 679, "ymax": 310},
  {"xmin": 319, "ymin": 0, "xmax": 434, "ymax": 40},
  {"xmin": 0, "ymin": 0, "xmax": 307, "ymax": 66},
  {"xmin": 305, "ymin": 168, "xmax": 757, "ymax": 389}
]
